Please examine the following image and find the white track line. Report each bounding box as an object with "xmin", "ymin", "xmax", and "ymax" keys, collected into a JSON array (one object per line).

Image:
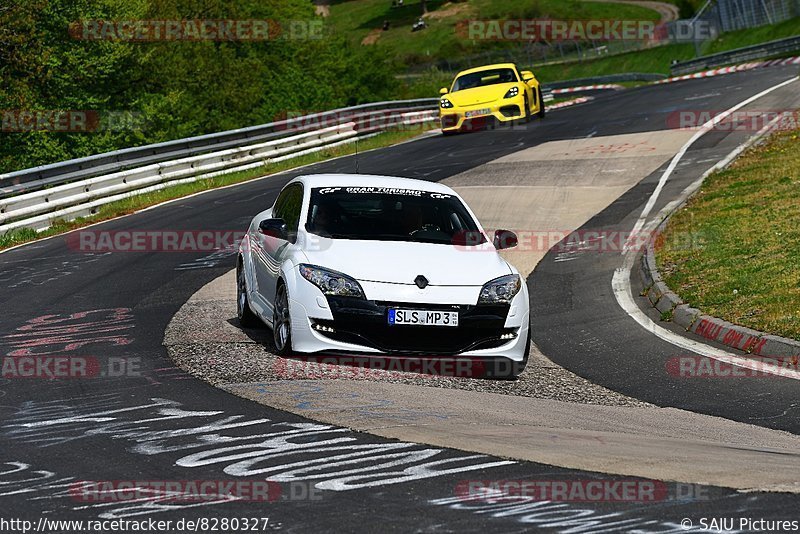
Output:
[
  {"xmin": 623, "ymin": 75, "xmax": 799, "ymax": 253},
  {"xmin": 613, "ymin": 76, "xmax": 800, "ymax": 381}
]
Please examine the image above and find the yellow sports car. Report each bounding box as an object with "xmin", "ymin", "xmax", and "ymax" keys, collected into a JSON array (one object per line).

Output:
[{"xmin": 439, "ymin": 63, "xmax": 545, "ymax": 134}]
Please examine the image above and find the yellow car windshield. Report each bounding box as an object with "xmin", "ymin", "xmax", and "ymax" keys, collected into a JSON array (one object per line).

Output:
[{"xmin": 452, "ymin": 68, "xmax": 518, "ymax": 92}]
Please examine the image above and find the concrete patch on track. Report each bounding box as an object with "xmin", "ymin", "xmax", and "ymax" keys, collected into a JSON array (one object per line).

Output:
[
  {"xmin": 166, "ymin": 270, "xmax": 649, "ymax": 407},
  {"xmin": 229, "ymin": 381, "xmax": 800, "ymax": 492},
  {"xmin": 164, "ymin": 127, "xmax": 800, "ymax": 492},
  {"xmin": 166, "ymin": 271, "xmax": 800, "ymax": 493},
  {"xmin": 444, "ymin": 130, "xmax": 695, "ymax": 276}
]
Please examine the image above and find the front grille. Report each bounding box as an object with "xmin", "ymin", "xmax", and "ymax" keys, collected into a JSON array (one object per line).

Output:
[
  {"xmin": 441, "ymin": 115, "xmax": 459, "ymax": 128},
  {"xmin": 317, "ymin": 298, "xmax": 513, "ymax": 354},
  {"xmin": 499, "ymin": 105, "xmax": 521, "ymax": 118}
]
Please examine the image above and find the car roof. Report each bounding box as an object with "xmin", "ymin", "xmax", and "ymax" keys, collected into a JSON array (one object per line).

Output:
[
  {"xmin": 455, "ymin": 63, "xmax": 518, "ymax": 77},
  {"xmin": 291, "ymin": 174, "xmax": 458, "ymax": 195}
]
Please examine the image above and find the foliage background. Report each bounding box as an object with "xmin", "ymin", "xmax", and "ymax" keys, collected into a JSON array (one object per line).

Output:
[{"xmin": 0, "ymin": 0, "xmax": 397, "ymax": 173}]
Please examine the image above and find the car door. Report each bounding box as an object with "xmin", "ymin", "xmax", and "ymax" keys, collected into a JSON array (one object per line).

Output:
[{"xmin": 254, "ymin": 183, "xmax": 304, "ymax": 315}]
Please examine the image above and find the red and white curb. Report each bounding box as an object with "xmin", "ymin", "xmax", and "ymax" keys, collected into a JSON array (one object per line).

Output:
[
  {"xmin": 640, "ymin": 243, "xmax": 800, "ymax": 361},
  {"xmin": 547, "ymin": 56, "xmax": 800, "ymax": 97},
  {"xmin": 614, "ymin": 75, "xmax": 800, "ymax": 381},
  {"xmin": 551, "ymin": 84, "xmax": 624, "ymax": 94},
  {"xmin": 548, "ymin": 96, "xmax": 593, "ymax": 110},
  {"xmin": 656, "ymin": 56, "xmax": 800, "ymax": 85}
]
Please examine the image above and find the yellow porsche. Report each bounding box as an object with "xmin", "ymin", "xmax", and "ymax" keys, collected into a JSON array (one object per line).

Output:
[{"xmin": 439, "ymin": 63, "xmax": 545, "ymax": 134}]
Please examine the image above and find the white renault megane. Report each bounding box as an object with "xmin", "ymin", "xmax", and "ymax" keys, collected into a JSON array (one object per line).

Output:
[{"xmin": 237, "ymin": 174, "xmax": 530, "ymax": 378}]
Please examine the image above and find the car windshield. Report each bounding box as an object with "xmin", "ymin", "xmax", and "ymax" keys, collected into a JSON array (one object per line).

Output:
[
  {"xmin": 451, "ymin": 68, "xmax": 518, "ymax": 92},
  {"xmin": 306, "ymin": 186, "xmax": 487, "ymax": 245}
]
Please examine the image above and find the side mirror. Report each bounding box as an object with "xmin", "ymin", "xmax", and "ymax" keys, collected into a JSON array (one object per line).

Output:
[
  {"xmin": 259, "ymin": 218, "xmax": 288, "ymax": 240},
  {"xmin": 521, "ymin": 71, "xmax": 535, "ymax": 82},
  {"xmin": 439, "ymin": 87, "xmax": 449, "ymax": 96},
  {"xmin": 493, "ymin": 229, "xmax": 518, "ymax": 250}
]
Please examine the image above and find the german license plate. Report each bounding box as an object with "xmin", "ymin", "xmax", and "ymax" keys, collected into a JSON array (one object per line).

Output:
[
  {"xmin": 388, "ymin": 309, "xmax": 459, "ymax": 327},
  {"xmin": 465, "ymin": 109, "xmax": 490, "ymax": 118}
]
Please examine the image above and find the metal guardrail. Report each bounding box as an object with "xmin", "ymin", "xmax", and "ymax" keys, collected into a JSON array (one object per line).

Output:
[
  {"xmin": 0, "ymin": 103, "xmax": 438, "ymax": 233},
  {"xmin": 544, "ymin": 73, "xmax": 666, "ymax": 90},
  {"xmin": 671, "ymin": 34, "xmax": 800, "ymax": 74},
  {"xmin": 0, "ymin": 78, "xmax": 603, "ymax": 234},
  {"xmin": 0, "ymin": 73, "xmax": 649, "ymax": 201},
  {"xmin": 0, "ymin": 98, "xmax": 439, "ymax": 196}
]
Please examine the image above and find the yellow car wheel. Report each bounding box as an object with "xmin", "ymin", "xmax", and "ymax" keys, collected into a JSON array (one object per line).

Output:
[
  {"xmin": 536, "ymin": 88, "xmax": 546, "ymax": 119},
  {"xmin": 524, "ymin": 95, "xmax": 531, "ymax": 123}
]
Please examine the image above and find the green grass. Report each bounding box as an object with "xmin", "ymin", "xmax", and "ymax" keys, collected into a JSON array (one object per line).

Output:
[
  {"xmin": 400, "ymin": 11, "xmax": 800, "ymax": 99},
  {"xmin": 400, "ymin": 43, "xmax": 695, "ymax": 98},
  {"xmin": 530, "ymin": 15, "xmax": 800, "ymax": 82},
  {"xmin": 0, "ymin": 125, "xmax": 437, "ymax": 251},
  {"xmin": 534, "ymin": 42, "xmax": 695, "ymax": 79},
  {"xmin": 656, "ymin": 126, "xmax": 800, "ymax": 340},
  {"xmin": 327, "ymin": 0, "xmax": 661, "ymax": 66},
  {"xmin": 701, "ymin": 16, "xmax": 800, "ymax": 56},
  {"xmin": 371, "ymin": 0, "xmax": 798, "ymax": 99}
]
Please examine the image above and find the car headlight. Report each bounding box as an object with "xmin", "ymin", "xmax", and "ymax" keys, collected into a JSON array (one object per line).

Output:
[
  {"xmin": 440, "ymin": 98, "xmax": 454, "ymax": 109},
  {"xmin": 299, "ymin": 264, "xmax": 365, "ymax": 298},
  {"xmin": 504, "ymin": 87, "xmax": 519, "ymax": 99},
  {"xmin": 478, "ymin": 274, "xmax": 521, "ymax": 304}
]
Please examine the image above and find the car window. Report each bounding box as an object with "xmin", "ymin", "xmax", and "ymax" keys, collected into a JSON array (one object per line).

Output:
[
  {"xmin": 452, "ymin": 68, "xmax": 519, "ymax": 92},
  {"xmin": 305, "ymin": 187, "xmax": 487, "ymax": 246},
  {"xmin": 273, "ymin": 183, "xmax": 304, "ymax": 241}
]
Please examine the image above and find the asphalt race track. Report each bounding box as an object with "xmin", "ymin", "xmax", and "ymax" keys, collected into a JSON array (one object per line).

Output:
[{"xmin": 2, "ymin": 65, "xmax": 799, "ymax": 532}]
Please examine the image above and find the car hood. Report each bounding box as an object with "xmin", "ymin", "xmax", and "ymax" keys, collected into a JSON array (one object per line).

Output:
[
  {"xmin": 302, "ymin": 238, "xmax": 512, "ymax": 286},
  {"xmin": 448, "ymin": 83, "xmax": 518, "ymax": 107}
]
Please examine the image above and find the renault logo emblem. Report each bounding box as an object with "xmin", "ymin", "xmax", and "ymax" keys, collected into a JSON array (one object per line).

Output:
[{"xmin": 414, "ymin": 275, "xmax": 429, "ymax": 289}]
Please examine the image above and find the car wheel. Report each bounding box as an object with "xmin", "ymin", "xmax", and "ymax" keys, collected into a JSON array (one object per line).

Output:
[
  {"xmin": 272, "ymin": 282, "xmax": 293, "ymax": 356},
  {"xmin": 523, "ymin": 95, "xmax": 531, "ymax": 123},
  {"xmin": 536, "ymin": 88, "xmax": 546, "ymax": 119},
  {"xmin": 237, "ymin": 259, "xmax": 260, "ymax": 328},
  {"xmin": 487, "ymin": 334, "xmax": 530, "ymax": 380}
]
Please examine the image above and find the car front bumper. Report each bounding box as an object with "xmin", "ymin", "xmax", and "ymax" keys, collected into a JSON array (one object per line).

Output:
[
  {"xmin": 440, "ymin": 95, "xmax": 526, "ymax": 132},
  {"xmin": 288, "ymin": 288, "xmax": 530, "ymax": 362}
]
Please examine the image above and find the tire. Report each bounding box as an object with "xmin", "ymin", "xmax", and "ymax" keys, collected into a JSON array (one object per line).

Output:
[
  {"xmin": 523, "ymin": 95, "xmax": 531, "ymax": 123},
  {"xmin": 237, "ymin": 259, "xmax": 260, "ymax": 328},
  {"xmin": 487, "ymin": 334, "xmax": 530, "ymax": 380},
  {"xmin": 272, "ymin": 282, "xmax": 293, "ymax": 356},
  {"xmin": 536, "ymin": 88, "xmax": 546, "ymax": 119}
]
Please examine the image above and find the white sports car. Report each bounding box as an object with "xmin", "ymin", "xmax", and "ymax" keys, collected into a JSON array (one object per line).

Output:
[{"xmin": 237, "ymin": 174, "xmax": 530, "ymax": 378}]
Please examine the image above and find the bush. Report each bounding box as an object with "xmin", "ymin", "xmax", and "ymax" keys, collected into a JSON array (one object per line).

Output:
[{"xmin": 0, "ymin": 0, "xmax": 397, "ymax": 173}]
